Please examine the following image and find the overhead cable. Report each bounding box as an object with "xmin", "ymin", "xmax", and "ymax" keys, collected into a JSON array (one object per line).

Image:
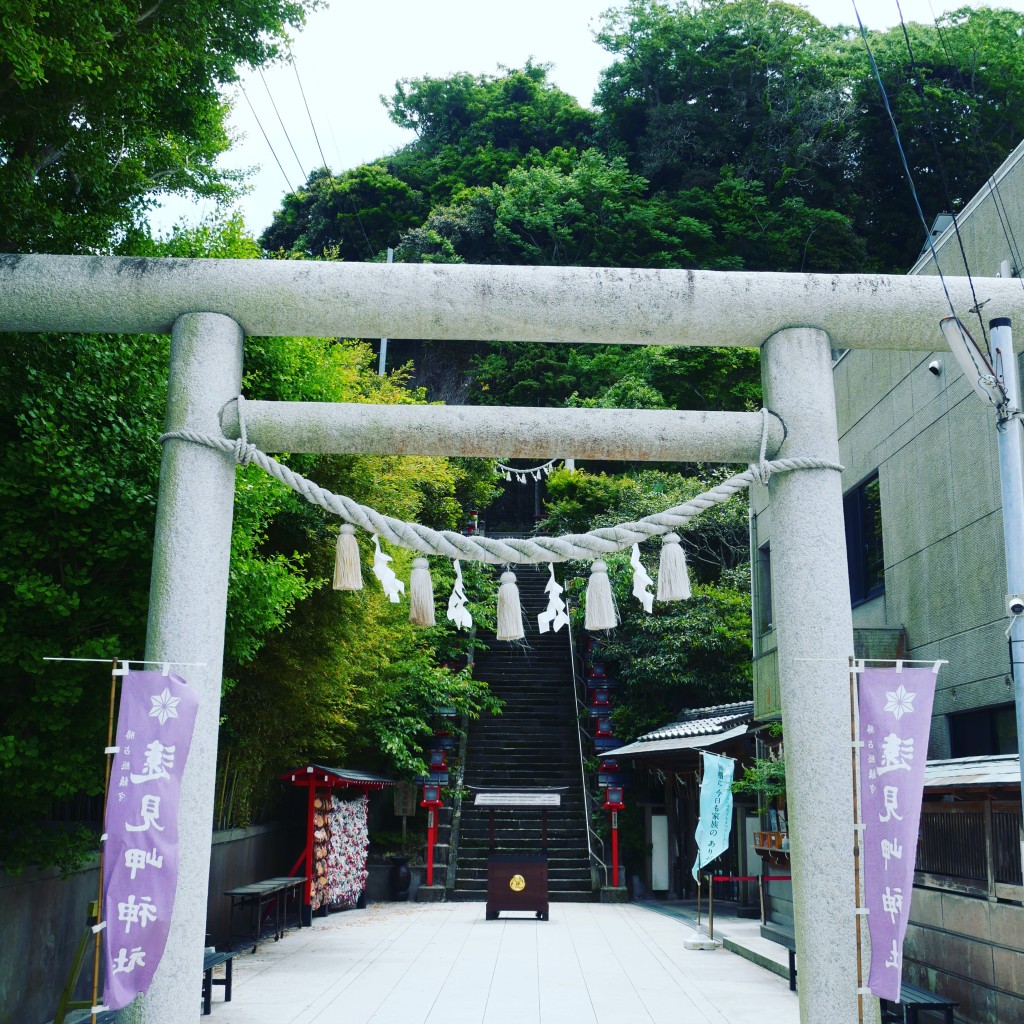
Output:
[
  {"xmin": 894, "ymin": 0, "xmax": 989, "ymax": 350},
  {"xmin": 239, "ymin": 82, "xmax": 294, "ymax": 193},
  {"xmin": 260, "ymin": 68, "xmax": 307, "ymax": 184},
  {"xmin": 293, "ymin": 60, "xmax": 330, "ymax": 171},
  {"xmin": 850, "ymin": 1, "xmax": 957, "ymax": 323}
]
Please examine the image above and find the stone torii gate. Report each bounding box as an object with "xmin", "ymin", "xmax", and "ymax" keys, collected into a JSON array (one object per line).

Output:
[{"xmin": 3, "ymin": 255, "xmax": 1022, "ymax": 1024}]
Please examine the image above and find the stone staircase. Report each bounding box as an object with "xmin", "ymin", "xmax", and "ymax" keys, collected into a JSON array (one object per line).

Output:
[{"xmin": 449, "ymin": 564, "xmax": 596, "ymax": 902}]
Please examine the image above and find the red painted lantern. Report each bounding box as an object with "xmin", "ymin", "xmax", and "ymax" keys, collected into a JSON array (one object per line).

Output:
[
  {"xmin": 421, "ymin": 784, "xmax": 443, "ymax": 887},
  {"xmin": 595, "ymin": 717, "xmax": 613, "ymax": 738},
  {"xmin": 590, "ymin": 685, "xmax": 611, "ymax": 707},
  {"xmin": 429, "ymin": 748, "xmax": 447, "ymax": 771},
  {"xmin": 602, "ymin": 786, "xmax": 625, "ymax": 811},
  {"xmin": 602, "ymin": 786, "xmax": 626, "ymax": 887},
  {"xmin": 598, "ymin": 758, "xmax": 622, "ymax": 787}
]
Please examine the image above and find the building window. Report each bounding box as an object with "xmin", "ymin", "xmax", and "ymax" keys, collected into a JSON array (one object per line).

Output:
[
  {"xmin": 844, "ymin": 474, "xmax": 884, "ymax": 606},
  {"xmin": 756, "ymin": 542, "xmax": 773, "ymax": 635},
  {"xmin": 949, "ymin": 704, "xmax": 1018, "ymax": 758}
]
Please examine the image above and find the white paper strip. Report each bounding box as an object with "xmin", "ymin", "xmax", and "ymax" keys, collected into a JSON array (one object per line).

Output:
[
  {"xmin": 631, "ymin": 543, "xmax": 654, "ymax": 613},
  {"xmin": 372, "ymin": 535, "xmax": 405, "ymax": 603},
  {"xmin": 538, "ymin": 564, "xmax": 570, "ymax": 633},
  {"xmin": 446, "ymin": 559, "xmax": 473, "ymax": 630}
]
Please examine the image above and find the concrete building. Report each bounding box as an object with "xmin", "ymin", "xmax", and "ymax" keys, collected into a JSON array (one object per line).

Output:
[{"xmin": 751, "ymin": 139, "xmax": 1024, "ymax": 1023}]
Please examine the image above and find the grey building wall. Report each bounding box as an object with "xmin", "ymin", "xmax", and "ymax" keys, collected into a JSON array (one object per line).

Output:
[
  {"xmin": 750, "ymin": 140, "xmax": 1024, "ymax": 1024},
  {"xmin": 753, "ymin": 137, "xmax": 1024, "ymax": 756}
]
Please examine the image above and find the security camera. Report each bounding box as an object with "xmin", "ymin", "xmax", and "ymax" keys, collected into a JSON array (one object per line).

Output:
[
  {"xmin": 1007, "ymin": 595, "xmax": 1024, "ymax": 616},
  {"xmin": 928, "ymin": 360, "xmax": 942, "ymax": 376}
]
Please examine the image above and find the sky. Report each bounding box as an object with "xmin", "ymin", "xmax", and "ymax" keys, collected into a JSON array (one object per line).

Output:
[{"xmin": 150, "ymin": 0, "xmax": 1024, "ymax": 238}]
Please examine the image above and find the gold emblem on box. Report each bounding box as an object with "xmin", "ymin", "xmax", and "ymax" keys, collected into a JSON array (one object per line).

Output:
[{"xmin": 509, "ymin": 874, "xmax": 526, "ymax": 892}]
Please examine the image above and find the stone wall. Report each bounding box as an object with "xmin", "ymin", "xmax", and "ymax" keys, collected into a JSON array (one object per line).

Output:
[{"xmin": 904, "ymin": 888, "xmax": 1024, "ymax": 1024}]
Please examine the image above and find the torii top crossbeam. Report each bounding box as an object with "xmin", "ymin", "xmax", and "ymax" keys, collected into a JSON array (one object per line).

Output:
[{"xmin": 2, "ymin": 254, "xmax": 1021, "ymax": 350}]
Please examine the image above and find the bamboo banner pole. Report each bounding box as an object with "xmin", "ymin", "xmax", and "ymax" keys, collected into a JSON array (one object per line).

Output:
[
  {"xmin": 849, "ymin": 658, "xmax": 865, "ymax": 1024},
  {"xmin": 91, "ymin": 659, "xmax": 119, "ymax": 1023}
]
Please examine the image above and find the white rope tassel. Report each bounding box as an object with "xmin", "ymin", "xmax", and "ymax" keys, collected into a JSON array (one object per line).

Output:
[
  {"xmin": 447, "ymin": 559, "xmax": 473, "ymax": 630},
  {"xmin": 657, "ymin": 533, "xmax": 691, "ymax": 602},
  {"xmin": 496, "ymin": 571, "xmax": 525, "ymax": 641},
  {"xmin": 630, "ymin": 543, "xmax": 654, "ymax": 613},
  {"xmin": 372, "ymin": 535, "xmax": 405, "ymax": 603},
  {"xmin": 409, "ymin": 557, "xmax": 436, "ymax": 627},
  {"xmin": 333, "ymin": 524, "xmax": 363, "ymax": 591},
  {"xmin": 585, "ymin": 560, "xmax": 618, "ymax": 631}
]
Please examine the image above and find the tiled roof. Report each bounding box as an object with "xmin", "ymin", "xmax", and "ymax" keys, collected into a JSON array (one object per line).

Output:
[
  {"xmin": 924, "ymin": 754, "xmax": 1020, "ymax": 789},
  {"xmin": 636, "ymin": 701, "xmax": 754, "ymax": 742},
  {"xmin": 281, "ymin": 764, "xmax": 396, "ymax": 788}
]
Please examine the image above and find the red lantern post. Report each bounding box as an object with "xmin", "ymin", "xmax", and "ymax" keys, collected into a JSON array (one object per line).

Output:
[
  {"xmin": 420, "ymin": 784, "xmax": 443, "ymax": 886},
  {"xmin": 602, "ymin": 786, "xmax": 626, "ymax": 887}
]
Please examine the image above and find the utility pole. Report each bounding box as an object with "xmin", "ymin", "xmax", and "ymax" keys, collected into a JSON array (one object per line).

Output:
[
  {"xmin": 990, "ymin": 306, "xmax": 1024, "ymax": 874},
  {"xmin": 378, "ymin": 247, "xmax": 394, "ymax": 376}
]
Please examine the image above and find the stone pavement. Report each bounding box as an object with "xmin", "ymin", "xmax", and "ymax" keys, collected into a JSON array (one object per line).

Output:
[{"xmin": 206, "ymin": 899, "xmax": 798, "ymax": 1024}]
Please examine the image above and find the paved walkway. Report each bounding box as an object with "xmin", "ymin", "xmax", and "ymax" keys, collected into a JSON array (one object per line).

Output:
[{"xmin": 209, "ymin": 900, "xmax": 798, "ymax": 1024}]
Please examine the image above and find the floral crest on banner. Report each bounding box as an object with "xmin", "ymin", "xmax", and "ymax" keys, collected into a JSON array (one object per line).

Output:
[
  {"xmin": 326, "ymin": 793, "xmax": 369, "ymax": 909},
  {"xmin": 102, "ymin": 671, "xmax": 199, "ymax": 1011},
  {"xmin": 858, "ymin": 665, "xmax": 938, "ymax": 1002}
]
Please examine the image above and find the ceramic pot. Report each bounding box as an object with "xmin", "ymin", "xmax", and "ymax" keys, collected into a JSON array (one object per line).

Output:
[{"xmin": 388, "ymin": 856, "xmax": 412, "ymax": 901}]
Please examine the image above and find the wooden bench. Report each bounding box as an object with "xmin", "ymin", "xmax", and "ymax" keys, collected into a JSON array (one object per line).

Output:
[
  {"xmin": 224, "ymin": 876, "xmax": 305, "ymax": 951},
  {"xmin": 761, "ymin": 924, "xmax": 797, "ymax": 991},
  {"xmin": 83, "ymin": 950, "xmax": 236, "ymax": 1020},
  {"xmin": 880, "ymin": 981, "xmax": 958, "ymax": 1024},
  {"xmin": 202, "ymin": 950, "xmax": 236, "ymax": 1014}
]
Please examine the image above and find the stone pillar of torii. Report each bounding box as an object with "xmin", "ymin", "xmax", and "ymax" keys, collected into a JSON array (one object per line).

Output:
[{"xmin": 3, "ymin": 255, "xmax": 1023, "ymax": 1024}]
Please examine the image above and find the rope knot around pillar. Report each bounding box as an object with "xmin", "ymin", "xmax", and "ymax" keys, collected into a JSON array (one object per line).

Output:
[{"xmin": 156, "ymin": 404, "xmax": 844, "ymax": 564}]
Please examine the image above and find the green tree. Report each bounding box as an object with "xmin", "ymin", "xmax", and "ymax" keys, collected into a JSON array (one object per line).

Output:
[
  {"xmin": 544, "ymin": 467, "xmax": 752, "ymax": 740},
  {"xmin": 0, "ymin": 216, "xmax": 500, "ymax": 870},
  {"xmin": 0, "ymin": 0, "xmax": 314, "ymax": 254},
  {"xmin": 845, "ymin": 6, "xmax": 1024, "ymax": 268},
  {"xmin": 384, "ymin": 62, "xmax": 598, "ymax": 202},
  {"xmin": 260, "ymin": 164, "xmax": 428, "ymax": 260},
  {"xmin": 594, "ymin": 0, "xmax": 854, "ymax": 200}
]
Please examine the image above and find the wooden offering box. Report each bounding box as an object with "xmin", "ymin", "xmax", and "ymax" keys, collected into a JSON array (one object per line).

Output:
[{"xmin": 475, "ymin": 789, "xmax": 561, "ymax": 921}]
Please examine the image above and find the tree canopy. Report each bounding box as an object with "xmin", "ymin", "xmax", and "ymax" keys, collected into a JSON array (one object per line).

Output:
[{"xmin": 0, "ymin": 0, "xmax": 315, "ymax": 254}]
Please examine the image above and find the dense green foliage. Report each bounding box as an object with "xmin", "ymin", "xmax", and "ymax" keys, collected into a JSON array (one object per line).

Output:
[
  {"xmin": 0, "ymin": 0, "xmax": 316, "ymax": 254},
  {"xmin": 544, "ymin": 468, "xmax": 752, "ymax": 740},
  {"xmin": 0, "ymin": 218, "xmax": 501, "ymax": 871}
]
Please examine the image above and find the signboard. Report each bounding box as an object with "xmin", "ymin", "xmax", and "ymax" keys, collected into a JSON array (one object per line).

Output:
[
  {"xmin": 102, "ymin": 671, "xmax": 199, "ymax": 1011},
  {"xmin": 475, "ymin": 792, "xmax": 561, "ymax": 808},
  {"xmin": 692, "ymin": 752, "xmax": 735, "ymax": 878},
  {"xmin": 858, "ymin": 665, "xmax": 938, "ymax": 1002},
  {"xmin": 393, "ymin": 782, "xmax": 418, "ymax": 818}
]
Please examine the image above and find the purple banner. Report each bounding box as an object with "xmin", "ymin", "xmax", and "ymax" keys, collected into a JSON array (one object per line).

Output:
[
  {"xmin": 858, "ymin": 666, "xmax": 937, "ymax": 1002},
  {"xmin": 102, "ymin": 671, "xmax": 199, "ymax": 1010}
]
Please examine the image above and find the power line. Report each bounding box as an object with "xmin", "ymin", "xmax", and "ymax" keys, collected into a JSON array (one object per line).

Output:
[
  {"xmin": 850, "ymin": 1, "xmax": 958, "ymax": 322},
  {"xmin": 239, "ymin": 81, "xmax": 295, "ymax": 194},
  {"xmin": 292, "ymin": 60, "xmax": 330, "ymax": 172},
  {"xmin": 893, "ymin": 0, "xmax": 989, "ymax": 350},
  {"xmin": 260, "ymin": 68, "xmax": 307, "ymax": 184},
  {"xmin": 926, "ymin": 1, "xmax": 1024, "ymax": 294}
]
